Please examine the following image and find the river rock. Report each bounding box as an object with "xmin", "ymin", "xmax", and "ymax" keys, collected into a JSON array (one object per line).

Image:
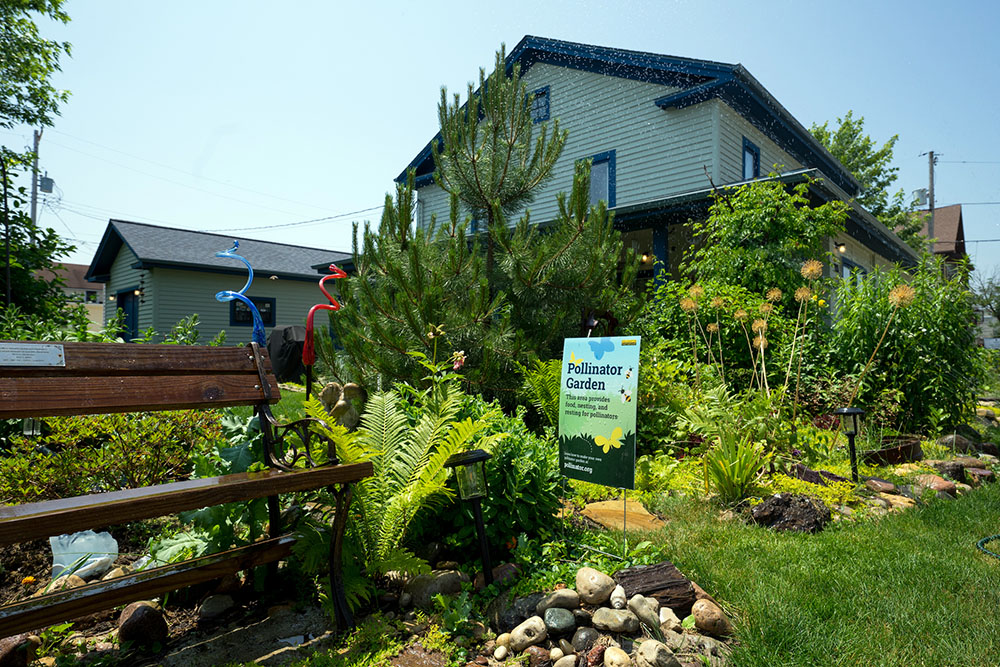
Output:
[
  {"xmin": 966, "ymin": 468, "xmax": 995, "ymax": 486},
  {"xmin": 627, "ymin": 594, "xmax": 661, "ymax": 631},
  {"xmin": 691, "ymin": 599, "xmax": 733, "ymax": 637},
  {"xmin": 544, "ymin": 607, "xmax": 576, "ymax": 635},
  {"xmin": 554, "ymin": 656, "xmax": 577, "ymax": 667},
  {"xmin": 659, "ymin": 606, "xmax": 682, "ymax": 632},
  {"xmin": 587, "ymin": 644, "xmax": 606, "ymax": 666},
  {"xmin": 938, "ymin": 433, "xmax": 975, "ymax": 453},
  {"xmin": 0, "ymin": 634, "xmax": 39, "ymax": 667},
  {"xmin": 915, "ymin": 473, "xmax": 956, "ymax": 496},
  {"xmin": 403, "ymin": 569, "xmax": 469, "ymax": 610},
  {"xmin": 603, "ymin": 646, "xmax": 630, "ymax": 667},
  {"xmin": 550, "ymin": 647, "xmax": 564, "ymax": 662},
  {"xmin": 198, "ymin": 594, "xmax": 235, "ymax": 622},
  {"xmin": 525, "ymin": 645, "xmax": 551, "ymax": 666},
  {"xmin": 559, "ymin": 639, "xmax": 574, "ymax": 655},
  {"xmin": 515, "ymin": 593, "xmax": 547, "ymax": 619},
  {"xmin": 614, "ymin": 561, "xmax": 697, "ymax": 617},
  {"xmin": 879, "ymin": 492, "xmax": 916, "ymax": 510},
  {"xmin": 932, "ymin": 460, "xmax": 966, "ymax": 483},
  {"xmin": 573, "ymin": 608, "xmax": 593, "ymax": 626},
  {"xmin": 750, "ymin": 493, "xmax": 830, "ymax": 533},
  {"xmin": 635, "ymin": 639, "xmax": 682, "ymax": 667},
  {"xmin": 496, "ymin": 632, "xmax": 511, "ymax": 648},
  {"xmin": 592, "ymin": 608, "xmax": 639, "ymax": 633},
  {"xmin": 609, "ymin": 585, "xmax": 626, "ymax": 609},
  {"xmin": 537, "ymin": 588, "xmax": 581, "ymax": 614},
  {"xmin": 572, "ymin": 626, "xmax": 600, "ymax": 652},
  {"xmin": 493, "ymin": 645, "xmax": 508, "ymax": 661},
  {"xmin": 864, "ymin": 477, "xmax": 896, "ymax": 494},
  {"xmin": 118, "ymin": 601, "xmax": 168, "ymax": 647},
  {"xmin": 576, "ymin": 567, "xmax": 616, "ymax": 604},
  {"xmin": 510, "ymin": 615, "xmax": 548, "ymax": 652}
]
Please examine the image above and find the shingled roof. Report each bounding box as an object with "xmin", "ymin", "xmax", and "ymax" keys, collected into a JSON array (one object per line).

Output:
[
  {"xmin": 86, "ymin": 220, "xmax": 351, "ymax": 283},
  {"xmin": 917, "ymin": 204, "xmax": 967, "ymax": 260}
]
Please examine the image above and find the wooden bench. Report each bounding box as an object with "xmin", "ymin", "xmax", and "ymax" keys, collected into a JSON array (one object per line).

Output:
[{"xmin": 0, "ymin": 340, "xmax": 372, "ymax": 638}]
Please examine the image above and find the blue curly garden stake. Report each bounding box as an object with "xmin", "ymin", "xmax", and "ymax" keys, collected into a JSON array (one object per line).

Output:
[{"xmin": 214, "ymin": 241, "xmax": 266, "ymax": 346}]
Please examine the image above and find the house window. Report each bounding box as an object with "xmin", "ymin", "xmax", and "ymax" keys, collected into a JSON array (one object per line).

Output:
[
  {"xmin": 742, "ymin": 138, "xmax": 760, "ymax": 180},
  {"xmin": 230, "ymin": 296, "xmax": 276, "ymax": 327},
  {"xmin": 840, "ymin": 258, "xmax": 867, "ymax": 287},
  {"xmin": 586, "ymin": 150, "xmax": 616, "ymax": 207},
  {"xmin": 528, "ymin": 86, "xmax": 550, "ymax": 123},
  {"xmin": 85, "ymin": 290, "xmax": 98, "ymax": 303}
]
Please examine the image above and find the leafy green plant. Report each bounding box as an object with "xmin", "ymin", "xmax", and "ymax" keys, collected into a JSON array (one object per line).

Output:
[
  {"xmin": 519, "ymin": 358, "xmax": 561, "ymax": 428},
  {"xmin": 432, "ymin": 587, "xmax": 476, "ymax": 637},
  {"xmin": 703, "ymin": 433, "xmax": 769, "ymax": 505}
]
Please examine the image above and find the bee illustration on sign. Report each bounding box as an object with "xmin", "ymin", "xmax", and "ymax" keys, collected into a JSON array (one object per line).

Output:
[
  {"xmin": 594, "ymin": 426, "xmax": 624, "ymax": 453},
  {"xmin": 625, "ymin": 367, "xmax": 632, "ymax": 380},
  {"xmin": 620, "ymin": 388, "xmax": 632, "ymax": 403}
]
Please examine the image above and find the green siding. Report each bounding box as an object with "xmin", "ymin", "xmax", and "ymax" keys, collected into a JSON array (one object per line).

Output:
[
  {"xmin": 103, "ymin": 246, "xmax": 154, "ymax": 332},
  {"xmin": 717, "ymin": 101, "xmax": 802, "ymax": 182}
]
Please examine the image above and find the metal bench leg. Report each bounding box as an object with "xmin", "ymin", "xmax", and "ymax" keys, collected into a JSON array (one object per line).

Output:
[{"xmin": 327, "ymin": 483, "xmax": 354, "ymax": 632}]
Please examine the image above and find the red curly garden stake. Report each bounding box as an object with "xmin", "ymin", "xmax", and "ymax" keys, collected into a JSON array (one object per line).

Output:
[{"xmin": 303, "ymin": 264, "xmax": 347, "ymax": 401}]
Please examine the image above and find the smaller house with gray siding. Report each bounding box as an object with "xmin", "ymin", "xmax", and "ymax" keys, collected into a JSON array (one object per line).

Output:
[
  {"xmin": 400, "ymin": 36, "xmax": 918, "ymax": 281},
  {"xmin": 85, "ymin": 220, "xmax": 350, "ymax": 344}
]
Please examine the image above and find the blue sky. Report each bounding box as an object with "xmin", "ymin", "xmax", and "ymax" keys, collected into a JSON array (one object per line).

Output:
[{"xmin": 5, "ymin": 0, "xmax": 998, "ymax": 275}]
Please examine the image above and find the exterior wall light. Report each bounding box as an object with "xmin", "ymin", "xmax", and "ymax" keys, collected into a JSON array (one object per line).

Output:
[
  {"xmin": 836, "ymin": 242, "xmax": 847, "ymax": 253},
  {"xmin": 444, "ymin": 449, "xmax": 493, "ymax": 585},
  {"xmin": 834, "ymin": 407, "xmax": 865, "ymax": 482}
]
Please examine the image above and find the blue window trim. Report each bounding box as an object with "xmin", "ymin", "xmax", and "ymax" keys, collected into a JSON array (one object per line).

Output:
[
  {"xmin": 742, "ymin": 138, "xmax": 760, "ymax": 179},
  {"xmin": 527, "ymin": 85, "xmax": 550, "ymax": 123},
  {"xmin": 587, "ymin": 149, "xmax": 616, "ymax": 207},
  {"xmin": 230, "ymin": 296, "xmax": 276, "ymax": 328}
]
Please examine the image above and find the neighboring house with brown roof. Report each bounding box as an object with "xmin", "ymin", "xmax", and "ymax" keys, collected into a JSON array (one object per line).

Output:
[
  {"xmin": 917, "ymin": 203, "xmax": 968, "ymax": 264},
  {"xmin": 36, "ymin": 263, "xmax": 107, "ymax": 330}
]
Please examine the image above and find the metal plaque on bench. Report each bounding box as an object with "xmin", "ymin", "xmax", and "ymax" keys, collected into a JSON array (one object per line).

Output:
[{"xmin": 0, "ymin": 343, "xmax": 65, "ymax": 367}]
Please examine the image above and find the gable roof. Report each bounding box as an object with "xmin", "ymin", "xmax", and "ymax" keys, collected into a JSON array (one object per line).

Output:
[
  {"xmin": 37, "ymin": 263, "xmax": 104, "ymax": 289},
  {"xmin": 917, "ymin": 204, "xmax": 966, "ymax": 259},
  {"xmin": 398, "ymin": 35, "xmax": 860, "ymax": 195},
  {"xmin": 86, "ymin": 220, "xmax": 351, "ymax": 283}
]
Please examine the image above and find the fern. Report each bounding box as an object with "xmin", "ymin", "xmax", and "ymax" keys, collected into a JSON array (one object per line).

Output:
[{"xmin": 520, "ymin": 359, "xmax": 562, "ymax": 426}]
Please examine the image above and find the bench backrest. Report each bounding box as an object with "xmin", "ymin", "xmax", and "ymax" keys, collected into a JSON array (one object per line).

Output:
[{"xmin": 0, "ymin": 341, "xmax": 280, "ymax": 419}]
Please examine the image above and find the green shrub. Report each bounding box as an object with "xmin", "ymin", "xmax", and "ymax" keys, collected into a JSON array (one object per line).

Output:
[
  {"xmin": 828, "ymin": 256, "xmax": 986, "ymax": 431},
  {"xmin": 704, "ymin": 433, "xmax": 769, "ymax": 506}
]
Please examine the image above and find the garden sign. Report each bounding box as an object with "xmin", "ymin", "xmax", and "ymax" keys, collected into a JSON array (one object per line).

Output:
[{"xmin": 558, "ymin": 336, "xmax": 640, "ymax": 489}]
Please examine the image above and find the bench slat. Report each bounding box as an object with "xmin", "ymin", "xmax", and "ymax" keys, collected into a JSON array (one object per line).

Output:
[
  {"xmin": 0, "ymin": 341, "xmax": 270, "ymax": 376},
  {"xmin": 0, "ymin": 536, "xmax": 295, "ymax": 637},
  {"xmin": 0, "ymin": 462, "xmax": 374, "ymax": 545},
  {"xmin": 0, "ymin": 374, "xmax": 281, "ymax": 418}
]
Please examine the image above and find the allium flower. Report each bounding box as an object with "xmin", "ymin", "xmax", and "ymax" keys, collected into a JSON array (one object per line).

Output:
[
  {"xmin": 759, "ymin": 302, "xmax": 774, "ymax": 315},
  {"xmin": 734, "ymin": 308, "xmax": 749, "ymax": 322},
  {"xmin": 888, "ymin": 284, "xmax": 916, "ymax": 308},
  {"xmin": 801, "ymin": 259, "xmax": 824, "ymax": 280},
  {"xmin": 795, "ymin": 286, "xmax": 813, "ymax": 303},
  {"xmin": 753, "ymin": 335, "xmax": 768, "ymax": 350},
  {"xmin": 688, "ymin": 284, "xmax": 705, "ymax": 300},
  {"xmin": 766, "ymin": 288, "xmax": 782, "ymax": 302},
  {"xmin": 680, "ymin": 297, "xmax": 697, "ymax": 312},
  {"xmin": 710, "ymin": 297, "xmax": 725, "ymax": 309},
  {"xmin": 706, "ymin": 322, "xmax": 719, "ymax": 334},
  {"xmin": 752, "ymin": 318, "xmax": 767, "ymax": 333}
]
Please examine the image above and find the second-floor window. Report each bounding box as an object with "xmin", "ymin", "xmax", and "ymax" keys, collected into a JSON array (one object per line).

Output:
[
  {"xmin": 587, "ymin": 150, "xmax": 616, "ymax": 207},
  {"xmin": 528, "ymin": 86, "xmax": 550, "ymax": 123},
  {"xmin": 743, "ymin": 138, "xmax": 760, "ymax": 180}
]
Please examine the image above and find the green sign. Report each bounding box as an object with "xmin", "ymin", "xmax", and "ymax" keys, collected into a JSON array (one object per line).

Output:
[{"xmin": 558, "ymin": 336, "xmax": 640, "ymax": 489}]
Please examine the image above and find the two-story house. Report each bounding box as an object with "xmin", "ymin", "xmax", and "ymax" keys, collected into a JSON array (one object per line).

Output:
[{"xmin": 399, "ymin": 35, "xmax": 918, "ymax": 281}]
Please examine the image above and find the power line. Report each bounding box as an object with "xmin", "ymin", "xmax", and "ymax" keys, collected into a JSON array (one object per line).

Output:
[
  {"xmin": 204, "ymin": 205, "xmax": 383, "ymax": 232},
  {"xmin": 939, "ymin": 160, "xmax": 1000, "ymax": 165}
]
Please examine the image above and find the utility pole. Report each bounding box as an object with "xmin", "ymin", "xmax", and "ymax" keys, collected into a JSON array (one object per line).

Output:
[
  {"xmin": 2, "ymin": 160, "xmax": 11, "ymax": 308},
  {"xmin": 927, "ymin": 150, "xmax": 936, "ymax": 244},
  {"xmin": 29, "ymin": 129, "xmax": 42, "ymax": 244}
]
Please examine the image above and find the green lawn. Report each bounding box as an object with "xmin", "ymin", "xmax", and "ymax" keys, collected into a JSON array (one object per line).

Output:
[{"xmin": 641, "ymin": 487, "xmax": 1000, "ymax": 666}]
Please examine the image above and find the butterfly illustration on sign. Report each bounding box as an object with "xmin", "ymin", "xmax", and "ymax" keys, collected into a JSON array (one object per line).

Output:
[
  {"xmin": 594, "ymin": 426, "xmax": 624, "ymax": 453},
  {"xmin": 588, "ymin": 338, "xmax": 614, "ymax": 360},
  {"xmin": 570, "ymin": 351, "xmax": 585, "ymax": 365}
]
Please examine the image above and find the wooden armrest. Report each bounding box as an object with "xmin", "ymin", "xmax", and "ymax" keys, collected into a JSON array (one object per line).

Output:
[{"xmin": 0, "ymin": 462, "xmax": 373, "ymax": 546}]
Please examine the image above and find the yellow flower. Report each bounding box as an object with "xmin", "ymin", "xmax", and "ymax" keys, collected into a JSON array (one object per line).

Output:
[
  {"xmin": 21, "ymin": 576, "xmax": 35, "ymax": 586},
  {"xmin": 766, "ymin": 288, "xmax": 782, "ymax": 302},
  {"xmin": 801, "ymin": 259, "xmax": 824, "ymax": 280},
  {"xmin": 752, "ymin": 318, "xmax": 767, "ymax": 333},
  {"xmin": 734, "ymin": 308, "xmax": 748, "ymax": 322},
  {"xmin": 688, "ymin": 284, "xmax": 705, "ymax": 300},
  {"xmin": 759, "ymin": 302, "xmax": 774, "ymax": 315},
  {"xmin": 680, "ymin": 297, "xmax": 697, "ymax": 313},
  {"xmin": 795, "ymin": 286, "xmax": 813, "ymax": 303},
  {"xmin": 888, "ymin": 284, "xmax": 916, "ymax": 308},
  {"xmin": 818, "ymin": 299, "xmax": 827, "ymax": 307}
]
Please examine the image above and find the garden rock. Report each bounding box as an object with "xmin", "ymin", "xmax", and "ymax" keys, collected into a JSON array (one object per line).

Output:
[
  {"xmin": 954, "ymin": 456, "xmax": 987, "ymax": 469},
  {"xmin": 932, "ymin": 461, "xmax": 966, "ymax": 483},
  {"xmin": 938, "ymin": 433, "xmax": 975, "ymax": 453},
  {"xmin": 573, "ymin": 608, "xmax": 593, "ymax": 625},
  {"xmin": 609, "ymin": 585, "xmax": 626, "ymax": 609},
  {"xmin": 692, "ymin": 599, "xmax": 733, "ymax": 637},
  {"xmin": 915, "ymin": 473, "xmax": 956, "ymax": 496},
  {"xmin": 592, "ymin": 608, "xmax": 640, "ymax": 633},
  {"xmin": 514, "ymin": 593, "xmax": 547, "ymax": 619},
  {"xmin": 493, "ymin": 645, "xmax": 508, "ymax": 661},
  {"xmin": 956, "ymin": 482, "xmax": 974, "ymax": 495},
  {"xmin": 659, "ymin": 606, "xmax": 682, "ymax": 632},
  {"xmin": 635, "ymin": 639, "xmax": 682, "ymax": 667},
  {"xmin": 864, "ymin": 478, "xmax": 896, "ymax": 494},
  {"xmin": 101, "ymin": 566, "xmax": 128, "ymax": 581},
  {"xmin": 118, "ymin": 601, "xmax": 168, "ymax": 647},
  {"xmin": 550, "ymin": 647, "xmax": 564, "ymax": 662},
  {"xmin": 496, "ymin": 632, "xmax": 510, "ymax": 648},
  {"xmin": 510, "ymin": 616, "xmax": 548, "ymax": 652},
  {"xmin": 525, "ymin": 645, "xmax": 551, "ymax": 666},
  {"xmin": 475, "ymin": 562, "xmax": 521, "ymax": 590},
  {"xmin": 0, "ymin": 634, "xmax": 39, "ymax": 667},
  {"xmin": 576, "ymin": 567, "xmax": 616, "ymax": 604},
  {"xmin": 404, "ymin": 570, "xmax": 469, "ymax": 610},
  {"xmin": 198, "ymin": 594, "xmax": 235, "ymax": 623},
  {"xmin": 587, "ymin": 644, "xmax": 606, "ymax": 666},
  {"xmin": 981, "ymin": 446, "xmax": 999, "ymax": 458},
  {"xmin": 544, "ymin": 607, "xmax": 576, "ymax": 635},
  {"xmin": 559, "ymin": 638, "xmax": 575, "ymax": 655},
  {"xmin": 572, "ymin": 627, "xmax": 600, "ymax": 652},
  {"xmin": 966, "ymin": 468, "xmax": 995, "ymax": 486},
  {"xmin": 603, "ymin": 646, "xmax": 630, "ymax": 667},
  {"xmin": 554, "ymin": 656, "xmax": 577, "ymax": 667},
  {"xmin": 614, "ymin": 562, "xmax": 697, "ymax": 617},
  {"xmin": 878, "ymin": 492, "xmax": 916, "ymax": 510},
  {"xmin": 750, "ymin": 493, "xmax": 830, "ymax": 533},
  {"xmin": 537, "ymin": 588, "xmax": 581, "ymax": 614},
  {"xmin": 627, "ymin": 594, "xmax": 661, "ymax": 632},
  {"xmin": 791, "ymin": 463, "xmax": 847, "ymax": 487}
]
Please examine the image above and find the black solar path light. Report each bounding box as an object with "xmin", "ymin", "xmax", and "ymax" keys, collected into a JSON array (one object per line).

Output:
[
  {"xmin": 834, "ymin": 407, "xmax": 865, "ymax": 483},
  {"xmin": 444, "ymin": 449, "xmax": 493, "ymax": 586}
]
